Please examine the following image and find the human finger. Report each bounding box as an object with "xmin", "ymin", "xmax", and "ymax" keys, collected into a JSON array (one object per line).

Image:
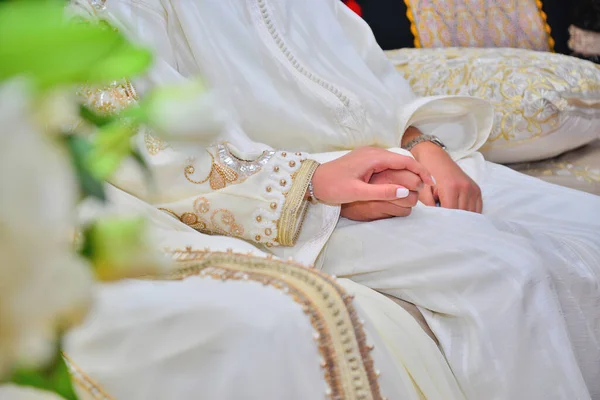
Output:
[
  {"xmin": 386, "ymin": 190, "xmax": 420, "ymax": 208},
  {"xmin": 370, "ymin": 169, "xmax": 424, "ymax": 192},
  {"xmin": 349, "ymin": 182, "xmax": 412, "ymax": 202},
  {"xmin": 458, "ymin": 191, "xmax": 470, "ymax": 211},
  {"xmin": 418, "ymin": 185, "xmax": 437, "ymax": 207},
  {"xmin": 367, "ymin": 150, "xmax": 435, "ymax": 186},
  {"xmin": 438, "ymin": 187, "xmax": 459, "ymax": 209}
]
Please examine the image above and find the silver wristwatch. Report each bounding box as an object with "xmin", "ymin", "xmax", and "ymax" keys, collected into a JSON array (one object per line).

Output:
[{"xmin": 402, "ymin": 134, "xmax": 447, "ymax": 152}]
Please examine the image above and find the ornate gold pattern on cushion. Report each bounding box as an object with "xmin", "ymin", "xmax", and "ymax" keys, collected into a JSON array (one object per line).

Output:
[
  {"xmin": 403, "ymin": 0, "xmax": 554, "ymax": 51},
  {"xmin": 64, "ymin": 250, "xmax": 384, "ymax": 400},
  {"xmin": 387, "ymin": 47, "xmax": 600, "ymax": 162},
  {"xmin": 166, "ymin": 249, "xmax": 384, "ymax": 400}
]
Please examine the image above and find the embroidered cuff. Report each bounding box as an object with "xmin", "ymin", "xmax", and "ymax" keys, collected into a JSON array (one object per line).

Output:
[{"xmin": 277, "ymin": 159, "xmax": 319, "ymax": 246}]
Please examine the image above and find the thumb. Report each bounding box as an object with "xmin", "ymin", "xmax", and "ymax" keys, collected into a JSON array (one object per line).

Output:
[{"xmin": 352, "ymin": 182, "xmax": 410, "ymax": 202}]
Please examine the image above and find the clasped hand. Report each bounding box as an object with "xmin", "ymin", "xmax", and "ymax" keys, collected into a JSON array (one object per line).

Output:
[{"xmin": 311, "ymin": 146, "xmax": 482, "ymax": 222}]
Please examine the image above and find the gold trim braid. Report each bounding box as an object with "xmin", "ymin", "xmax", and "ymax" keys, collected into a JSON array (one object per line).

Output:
[
  {"xmin": 64, "ymin": 250, "xmax": 383, "ymax": 400},
  {"xmin": 277, "ymin": 159, "xmax": 320, "ymax": 246},
  {"xmin": 167, "ymin": 249, "xmax": 384, "ymax": 400}
]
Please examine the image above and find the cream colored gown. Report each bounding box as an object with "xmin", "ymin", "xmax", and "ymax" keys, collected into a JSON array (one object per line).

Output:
[{"xmin": 67, "ymin": 0, "xmax": 600, "ymax": 399}]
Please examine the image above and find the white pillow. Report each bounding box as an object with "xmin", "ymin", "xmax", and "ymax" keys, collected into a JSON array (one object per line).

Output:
[{"xmin": 386, "ymin": 48, "xmax": 600, "ymax": 163}]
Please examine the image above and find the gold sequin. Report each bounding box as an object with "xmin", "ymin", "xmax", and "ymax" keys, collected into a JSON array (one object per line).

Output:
[
  {"xmin": 289, "ymin": 161, "xmax": 296, "ymax": 167},
  {"xmin": 255, "ymin": 235, "xmax": 262, "ymax": 241},
  {"xmin": 295, "ymin": 152, "xmax": 302, "ymax": 156},
  {"xmin": 266, "ymin": 186, "xmax": 272, "ymax": 192},
  {"xmin": 270, "ymin": 202, "xmax": 278, "ymax": 210},
  {"xmin": 256, "ymin": 216, "xmax": 262, "ymax": 222},
  {"xmin": 281, "ymin": 152, "xmax": 287, "ymax": 157},
  {"xmin": 280, "ymin": 179, "xmax": 287, "ymax": 186},
  {"xmin": 265, "ymin": 228, "xmax": 272, "ymax": 236},
  {"xmin": 274, "ymin": 166, "xmax": 280, "ymax": 172}
]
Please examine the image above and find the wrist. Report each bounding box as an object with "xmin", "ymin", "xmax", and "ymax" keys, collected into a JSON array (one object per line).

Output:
[{"xmin": 410, "ymin": 141, "xmax": 445, "ymax": 161}]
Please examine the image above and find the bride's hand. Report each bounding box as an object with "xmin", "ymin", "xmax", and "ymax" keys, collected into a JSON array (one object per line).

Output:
[
  {"xmin": 311, "ymin": 147, "xmax": 434, "ymax": 205},
  {"xmin": 340, "ymin": 169, "xmax": 424, "ymax": 221},
  {"xmin": 411, "ymin": 142, "xmax": 483, "ymax": 213}
]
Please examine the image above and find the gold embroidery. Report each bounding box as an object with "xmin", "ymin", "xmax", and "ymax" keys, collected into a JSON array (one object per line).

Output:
[
  {"xmin": 404, "ymin": 0, "xmax": 553, "ymax": 51},
  {"xmin": 387, "ymin": 47, "xmax": 600, "ymax": 149},
  {"xmin": 78, "ymin": 79, "xmax": 137, "ymax": 116},
  {"xmin": 164, "ymin": 249, "xmax": 384, "ymax": 400},
  {"xmin": 63, "ymin": 250, "xmax": 384, "ymax": 400},
  {"xmin": 158, "ymin": 197, "xmax": 245, "ymax": 238},
  {"xmin": 185, "ymin": 144, "xmax": 274, "ymax": 190},
  {"xmin": 278, "ymin": 159, "xmax": 319, "ymax": 246},
  {"xmin": 144, "ymin": 133, "xmax": 168, "ymax": 156}
]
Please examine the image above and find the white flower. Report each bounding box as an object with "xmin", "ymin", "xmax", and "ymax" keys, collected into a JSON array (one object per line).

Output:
[
  {"xmin": 33, "ymin": 88, "xmax": 81, "ymax": 134},
  {"xmin": 0, "ymin": 79, "xmax": 93, "ymax": 378},
  {"xmin": 0, "ymin": 384, "xmax": 65, "ymax": 400},
  {"xmin": 143, "ymin": 80, "xmax": 228, "ymax": 144}
]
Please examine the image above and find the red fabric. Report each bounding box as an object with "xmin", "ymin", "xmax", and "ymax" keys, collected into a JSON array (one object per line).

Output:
[{"xmin": 343, "ymin": 0, "xmax": 363, "ymax": 17}]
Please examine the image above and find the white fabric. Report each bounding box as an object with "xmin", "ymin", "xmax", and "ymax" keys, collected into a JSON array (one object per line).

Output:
[
  {"xmin": 69, "ymin": 0, "xmax": 600, "ymax": 399},
  {"xmin": 65, "ymin": 185, "xmax": 465, "ymax": 400},
  {"xmin": 322, "ymin": 155, "xmax": 600, "ymax": 399}
]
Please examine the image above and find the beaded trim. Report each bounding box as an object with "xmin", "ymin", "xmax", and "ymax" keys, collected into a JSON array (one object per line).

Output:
[
  {"xmin": 64, "ymin": 250, "xmax": 384, "ymax": 400},
  {"xmin": 253, "ymin": 0, "xmax": 351, "ymax": 108},
  {"xmin": 167, "ymin": 249, "xmax": 384, "ymax": 400},
  {"xmin": 278, "ymin": 159, "xmax": 319, "ymax": 246}
]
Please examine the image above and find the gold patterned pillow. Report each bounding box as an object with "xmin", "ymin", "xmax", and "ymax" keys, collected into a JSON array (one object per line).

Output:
[
  {"xmin": 404, "ymin": 0, "xmax": 554, "ymax": 51},
  {"xmin": 386, "ymin": 47, "xmax": 600, "ymax": 163}
]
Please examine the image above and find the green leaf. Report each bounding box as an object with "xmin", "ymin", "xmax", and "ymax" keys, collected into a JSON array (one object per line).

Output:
[
  {"xmin": 79, "ymin": 104, "xmax": 115, "ymax": 127},
  {"xmin": 0, "ymin": 1, "xmax": 152, "ymax": 88},
  {"xmin": 86, "ymin": 121, "xmax": 137, "ymax": 180},
  {"xmin": 64, "ymin": 134, "xmax": 106, "ymax": 201},
  {"xmin": 10, "ymin": 346, "xmax": 78, "ymax": 400}
]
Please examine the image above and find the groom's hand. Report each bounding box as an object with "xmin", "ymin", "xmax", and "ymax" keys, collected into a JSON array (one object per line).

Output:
[{"xmin": 341, "ymin": 169, "xmax": 423, "ymax": 221}]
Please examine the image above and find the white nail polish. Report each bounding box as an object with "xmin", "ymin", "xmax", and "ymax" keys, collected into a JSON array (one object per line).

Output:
[{"xmin": 396, "ymin": 188, "xmax": 409, "ymax": 198}]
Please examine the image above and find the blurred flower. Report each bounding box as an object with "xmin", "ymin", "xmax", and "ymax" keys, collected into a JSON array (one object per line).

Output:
[
  {"xmin": 0, "ymin": 384, "xmax": 65, "ymax": 400},
  {"xmin": 0, "ymin": 79, "xmax": 93, "ymax": 378},
  {"xmin": 135, "ymin": 80, "xmax": 228, "ymax": 143},
  {"xmin": 84, "ymin": 216, "xmax": 170, "ymax": 281},
  {"xmin": 34, "ymin": 89, "xmax": 81, "ymax": 134}
]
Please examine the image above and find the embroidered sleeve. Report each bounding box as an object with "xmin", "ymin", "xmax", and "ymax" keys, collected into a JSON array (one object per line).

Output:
[
  {"xmin": 158, "ymin": 144, "xmax": 320, "ymax": 248},
  {"xmin": 76, "ymin": 79, "xmax": 319, "ymax": 248}
]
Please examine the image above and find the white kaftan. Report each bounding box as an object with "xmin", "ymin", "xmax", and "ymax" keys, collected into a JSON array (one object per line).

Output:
[{"xmin": 68, "ymin": 0, "xmax": 600, "ymax": 399}]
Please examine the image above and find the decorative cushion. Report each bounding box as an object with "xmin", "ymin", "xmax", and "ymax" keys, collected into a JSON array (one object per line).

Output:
[
  {"xmin": 386, "ymin": 47, "xmax": 600, "ymax": 163},
  {"xmin": 404, "ymin": 0, "xmax": 553, "ymax": 51},
  {"xmin": 356, "ymin": 0, "xmax": 570, "ymax": 53},
  {"xmin": 510, "ymin": 140, "xmax": 600, "ymax": 195}
]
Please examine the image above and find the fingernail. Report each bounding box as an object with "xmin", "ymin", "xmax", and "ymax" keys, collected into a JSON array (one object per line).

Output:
[
  {"xmin": 431, "ymin": 176, "xmax": 437, "ymax": 185},
  {"xmin": 396, "ymin": 187, "xmax": 409, "ymax": 198}
]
